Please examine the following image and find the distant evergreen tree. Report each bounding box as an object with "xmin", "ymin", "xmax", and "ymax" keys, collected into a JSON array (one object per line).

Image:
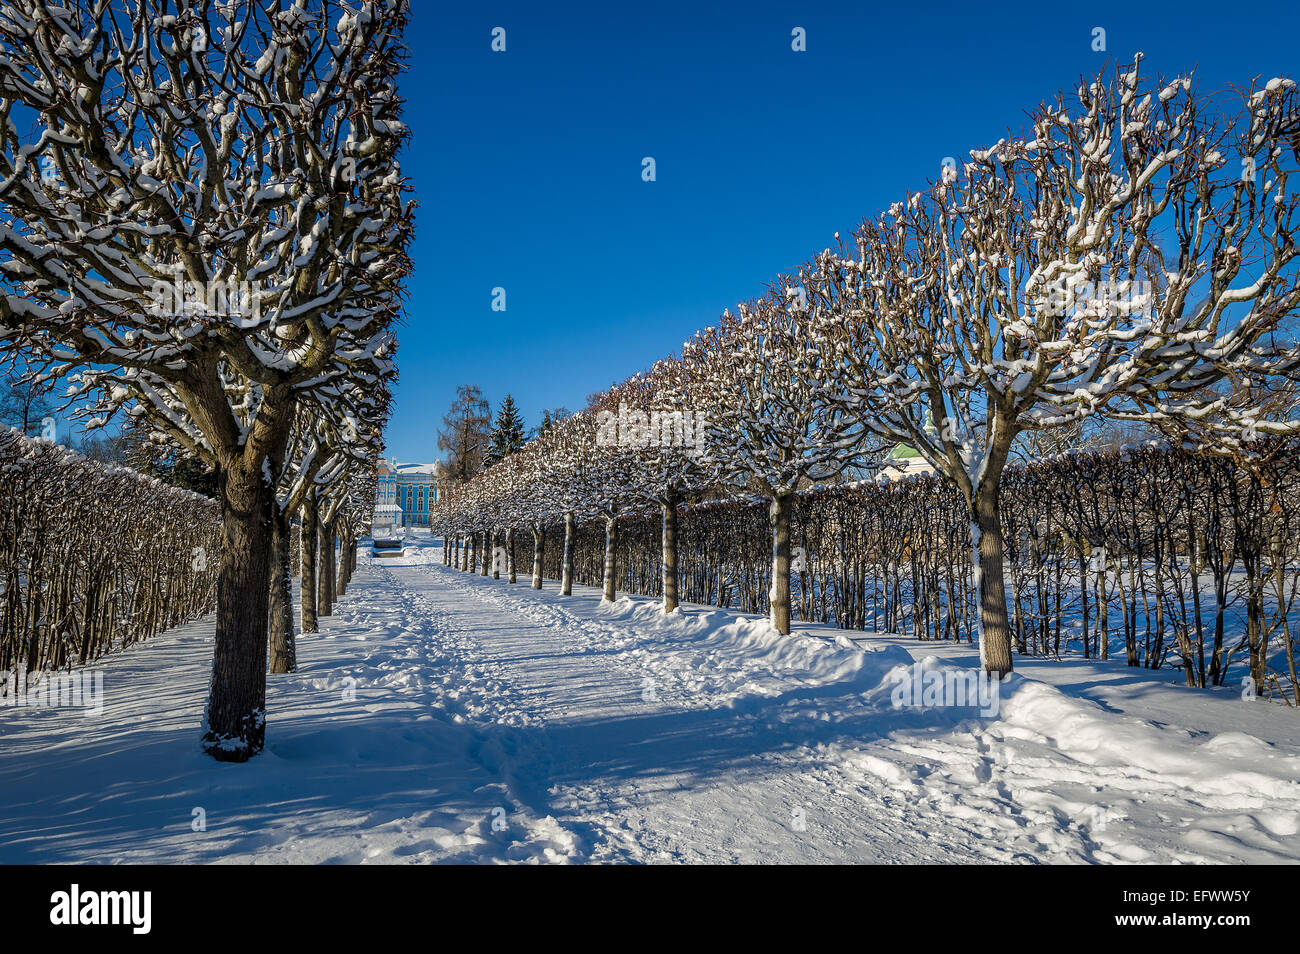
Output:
[
  {"xmin": 485, "ymin": 394, "xmax": 526, "ymax": 467},
  {"xmin": 532, "ymin": 405, "xmax": 571, "ymax": 441}
]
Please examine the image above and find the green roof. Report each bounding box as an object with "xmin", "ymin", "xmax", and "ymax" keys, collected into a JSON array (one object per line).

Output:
[{"xmin": 887, "ymin": 443, "xmax": 921, "ymax": 460}]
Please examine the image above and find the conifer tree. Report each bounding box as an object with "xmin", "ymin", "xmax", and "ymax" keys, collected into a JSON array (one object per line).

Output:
[{"xmin": 485, "ymin": 394, "xmax": 526, "ymax": 466}]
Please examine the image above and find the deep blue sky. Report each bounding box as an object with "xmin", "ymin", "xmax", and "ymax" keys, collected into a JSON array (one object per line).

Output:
[{"xmin": 391, "ymin": 0, "xmax": 1299, "ymax": 465}]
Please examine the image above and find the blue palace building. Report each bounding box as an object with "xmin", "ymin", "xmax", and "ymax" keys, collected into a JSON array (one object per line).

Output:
[{"xmin": 375, "ymin": 458, "xmax": 441, "ymax": 528}]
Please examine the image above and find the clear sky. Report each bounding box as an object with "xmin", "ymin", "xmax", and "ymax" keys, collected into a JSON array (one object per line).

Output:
[{"xmin": 389, "ymin": 0, "xmax": 1300, "ymax": 465}]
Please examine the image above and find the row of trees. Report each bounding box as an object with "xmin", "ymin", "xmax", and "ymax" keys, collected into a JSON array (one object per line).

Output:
[
  {"xmin": 0, "ymin": 1, "xmax": 412, "ymax": 760},
  {"xmin": 433, "ymin": 57, "xmax": 1300, "ymax": 680},
  {"xmin": 1, "ymin": 372, "xmax": 224, "ymax": 494},
  {"xmin": 0, "ymin": 427, "xmax": 220, "ymax": 683},
  {"xmin": 475, "ymin": 441, "xmax": 1290, "ymax": 701}
]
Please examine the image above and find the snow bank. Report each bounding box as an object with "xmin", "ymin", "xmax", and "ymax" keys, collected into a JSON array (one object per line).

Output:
[
  {"xmin": 593, "ymin": 594, "xmax": 914, "ymax": 707},
  {"xmin": 425, "ymin": 545, "xmax": 1300, "ymax": 863},
  {"xmin": 5, "ymin": 534, "xmax": 1297, "ymax": 865}
]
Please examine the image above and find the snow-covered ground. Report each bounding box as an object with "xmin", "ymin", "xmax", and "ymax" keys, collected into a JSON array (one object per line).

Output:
[{"xmin": 2, "ymin": 535, "xmax": 1298, "ymax": 864}]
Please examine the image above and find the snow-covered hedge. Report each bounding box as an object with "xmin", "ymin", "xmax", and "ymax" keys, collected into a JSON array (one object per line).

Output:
[
  {"xmin": 0, "ymin": 428, "xmax": 220, "ymax": 683},
  {"xmin": 451, "ymin": 440, "xmax": 1300, "ymax": 702}
]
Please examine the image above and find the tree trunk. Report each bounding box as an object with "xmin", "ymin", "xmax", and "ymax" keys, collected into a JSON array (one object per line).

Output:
[
  {"xmin": 480, "ymin": 529, "xmax": 490, "ymax": 576},
  {"xmin": 562, "ymin": 511, "xmax": 575, "ymax": 596},
  {"xmin": 268, "ymin": 501, "xmax": 296, "ymax": 674},
  {"xmin": 319, "ymin": 521, "xmax": 335, "ymax": 618},
  {"xmin": 602, "ymin": 514, "xmax": 619, "ymax": 602},
  {"xmin": 972, "ymin": 490, "xmax": 1015, "ymax": 676},
  {"xmin": 662, "ymin": 494, "xmax": 679, "ymax": 614},
  {"xmin": 506, "ymin": 528, "xmax": 516, "ymax": 583},
  {"xmin": 202, "ymin": 461, "xmax": 275, "ymax": 762},
  {"xmin": 770, "ymin": 492, "xmax": 792, "ymax": 634},
  {"xmin": 1097, "ymin": 565, "xmax": 1109, "ymax": 662},
  {"xmin": 300, "ymin": 491, "xmax": 319, "ymax": 634},
  {"xmin": 532, "ymin": 526, "xmax": 545, "ymax": 589},
  {"xmin": 337, "ymin": 535, "xmax": 349, "ymax": 596}
]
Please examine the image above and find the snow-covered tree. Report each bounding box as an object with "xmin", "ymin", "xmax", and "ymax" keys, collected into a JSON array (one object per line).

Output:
[
  {"xmin": 0, "ymin": 0, "xmax": 413, "ymax": 759},
  {"xmin": 611, "ymin": 361, "xmax": 712, "ymax": 613},
  {"xmin": 270, "ymin": 374, "xmax": 392, "ymax": 672},
  {"xmin": 0, "ymin": 364, "xmax": 54, "ymax": 435},
  {"xmin": 0, "ymin": 425, "xmax": 220, "ymax": 675},
  {"xmin": 816, "ymin": 58, "xmax": 1300, "ymax": 675},
  {"xmin": 536, "ymin": 410, "xmax": 603, "ymax": 593},
  {"xmin": 584, "ymin": 395, "xmax": 656, "ymax": 601},
  {"xmin": 684, "ymin": 289, "xmax": 870, "ymax": 634}
]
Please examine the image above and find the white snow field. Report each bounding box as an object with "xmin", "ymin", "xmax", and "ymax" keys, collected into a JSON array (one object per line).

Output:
[{"xmin": 2, "ymin": 535, "xmax": 1298, "ymax": 865}]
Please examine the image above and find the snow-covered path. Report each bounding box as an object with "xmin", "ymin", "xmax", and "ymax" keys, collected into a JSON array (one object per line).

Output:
[
  {"xmin": 384, "ymin": 560, "xmax": 992, "ymax": 863},
  {"xmin": 2, "ymin": 538, "xmax": 1298, "ymax": 864}
]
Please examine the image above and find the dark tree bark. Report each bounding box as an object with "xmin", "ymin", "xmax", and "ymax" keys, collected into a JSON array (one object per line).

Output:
[
  {"xmin": 532, "ymin": 526, "xmax": 545, "ymax": 589},
  {"xmin": 602, "ymin": 515, "xmax": 618, "ymax": 602},
  {"xmin": 268, "ymin": 501, "xmax": 296, "ymax": 674},
  {"xmin": 562, "ymin": 511, "xmax": 575, "ymax": 596},
  {"xmin": 337, "ymin": 535, "xmax": 351, "ymax": 596},
  {"xmin": 202, "ymin": 461, "xmax": 276, "ymax": 762},
  {"xmin": 662, "ymin": 492, "xmax": 679, "ymax": 614},
  {"xmin": 770, "ymin": 492, "xmax": 792, "ymax": 634},
  {"xmin": 319, "ymin": 520, "xmax": 335, "ymax": 618},
  {"xmin": 971, "ymin": 442, "xmax": 1015, "ymax": 677},
  {"xmin": 300, "ymin": 490, "xmax": 319, "ymax": 634},
  {"xmin": 506, "ymin": 528, "xmax": 516, "ymax": 583}
]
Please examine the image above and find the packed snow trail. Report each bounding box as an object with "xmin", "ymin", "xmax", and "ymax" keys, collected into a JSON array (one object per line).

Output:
[
  {"xmin": 1, "ymin": 537, "xmax": 1298, "ymax": 864},
  {"xmin": 373, "ymin": 561, "xmax": 997, "ymax": 862}
]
